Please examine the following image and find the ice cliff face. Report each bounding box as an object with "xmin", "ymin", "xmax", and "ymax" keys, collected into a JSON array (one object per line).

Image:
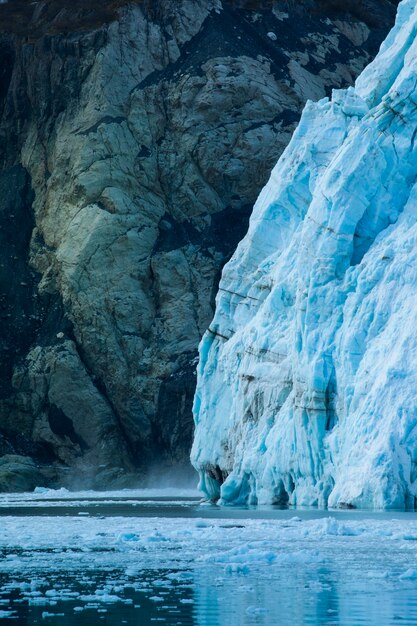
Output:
[
  {"xmin": 192, "ymin": 0, "xmax": 417, "ymax": 510},
  {"xmin": 0, "ymin": 0, "xmax": 397, "ymax": 489}
]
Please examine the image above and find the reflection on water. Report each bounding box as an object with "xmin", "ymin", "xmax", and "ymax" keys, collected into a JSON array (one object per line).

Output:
[
  {"xmin": 0, "ymin": 494, "xmax": 416, "ymax": 625},
  {"xmin": 2, "ymin": 562, "xmax": 417, "ymax": 625},
  {"xmin": 193, "ymin": 568, "xmax": 417, "ymax": 626},
  {"xmin": 193, "ymin": 567, "xmax": 417, "ymax": 626},
  {"xmin": 0, "ymin": 569, "xmax": 195, "ymax": 625}
]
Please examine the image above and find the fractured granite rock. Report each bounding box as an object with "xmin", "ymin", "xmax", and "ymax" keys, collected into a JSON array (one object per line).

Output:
[{"xmin": 0, "ymin": 455, "xmax": 44, "ymax": 492}]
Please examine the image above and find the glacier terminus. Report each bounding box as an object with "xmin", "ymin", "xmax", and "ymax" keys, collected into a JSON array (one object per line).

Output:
[{"xmin": 192, "ymin": 0, "xmax": 417, "ymax": 510}]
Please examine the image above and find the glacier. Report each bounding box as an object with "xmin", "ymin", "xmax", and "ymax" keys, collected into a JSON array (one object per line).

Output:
[{"xmin": 191, "ymin": 0, "xmax": 417, "ymax": 510}]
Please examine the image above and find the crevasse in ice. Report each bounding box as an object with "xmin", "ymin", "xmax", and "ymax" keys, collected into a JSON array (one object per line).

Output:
[{"xmin": 191, "ymin": 0, "xmax": 417, "ymax": 509}]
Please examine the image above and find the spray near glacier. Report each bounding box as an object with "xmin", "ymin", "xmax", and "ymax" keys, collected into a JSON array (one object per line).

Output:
[{"xmin": 191, "ymin": 0, "xmax": 417, "ymax": 510}]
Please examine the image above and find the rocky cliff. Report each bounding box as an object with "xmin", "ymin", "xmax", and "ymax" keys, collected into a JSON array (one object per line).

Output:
[
  {"xmin": 0, "ymin": 0, "xmax": 397, "ymax": 489},
  {"xmin": 192, "ymin": 0, "xmax": 417, "ymax": 509}
]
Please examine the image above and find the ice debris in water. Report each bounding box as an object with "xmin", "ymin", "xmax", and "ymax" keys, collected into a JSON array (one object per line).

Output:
[
  {"xmin": 1, "ymin": 512, "xmax": 417, "ymax": 623},
  {"xmin": 191, "ymin": 0, "xmax": 417, "ymax": 510},
  {"xmin": 34, "ymin": 487, "xmax": 69, "ymax": 495}
]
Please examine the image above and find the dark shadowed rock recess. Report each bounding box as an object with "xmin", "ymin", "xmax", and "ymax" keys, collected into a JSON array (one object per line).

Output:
[{"xmin": 0, "ymin": 0, "xmax": 398, "ymax": 490}]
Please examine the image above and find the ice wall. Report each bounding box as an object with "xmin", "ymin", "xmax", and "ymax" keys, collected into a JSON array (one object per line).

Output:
[{"xmin": 191, "ymin": 0, "xmax": 417, "ymax": 509}]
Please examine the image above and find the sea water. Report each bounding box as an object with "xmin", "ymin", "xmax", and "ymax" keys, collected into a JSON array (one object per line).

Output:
[{"xmin": 0, "ymin": 490, "xmax": 416, "ymax": 625}]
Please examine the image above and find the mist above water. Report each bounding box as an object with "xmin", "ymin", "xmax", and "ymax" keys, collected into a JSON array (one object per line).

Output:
[{"xmin": 140, "ymin": 462, "xmax": 199, "ymax": 491}]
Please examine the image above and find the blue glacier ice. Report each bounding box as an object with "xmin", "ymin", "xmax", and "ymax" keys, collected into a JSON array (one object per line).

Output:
[{"xmin": 191, "ymin": 0, "xmax": 417, "ymax": 510}]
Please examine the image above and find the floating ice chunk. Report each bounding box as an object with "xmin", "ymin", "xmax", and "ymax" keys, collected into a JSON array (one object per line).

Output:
[
  {"xmin": 399, "ymin": 568, "xmax": 417, "ymax": 580},
  {"xmin": 225, "ymin": 564, "xmax": 250, "ymax": 575},
  {"xmin": 33, "ymin": 487, "xmax": 69, "ymax": 495},
  {"xmin": 166, "ymin": 572, "xmax": 193, "ymax": 582},
  {"xmin": 28, "ymin": 598, "xmax": 49, "ymax": 606},
  {"xmin": 246, "ymin": 606, "xmax": 269, "ymax": 615},
  {"xmin": 321, "ymin": 518, "xmax": 358, "ymax": 537},
  {"xmin": 79, "ymin": 594, "xmax": 122, "ymax": 603},
  {"xmin": 195, "ymin": 521, "xmax": 212, "ymax": 528},
  {"xmin": 117, "ymin": 532, "xmax": 140, "ymax": 542},
  {"xmin": 145, "ymin": 532, "xmax": 169, "ymax": 543}
]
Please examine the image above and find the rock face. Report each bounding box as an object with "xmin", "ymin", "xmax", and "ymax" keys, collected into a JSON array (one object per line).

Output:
[
  {"xmin": 192, "ymin": 0, "xmax": 417, "ymax": 510},
  {"xmin": 0, "ymin": 0, "xmax": 397, "ymax": 489}
]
